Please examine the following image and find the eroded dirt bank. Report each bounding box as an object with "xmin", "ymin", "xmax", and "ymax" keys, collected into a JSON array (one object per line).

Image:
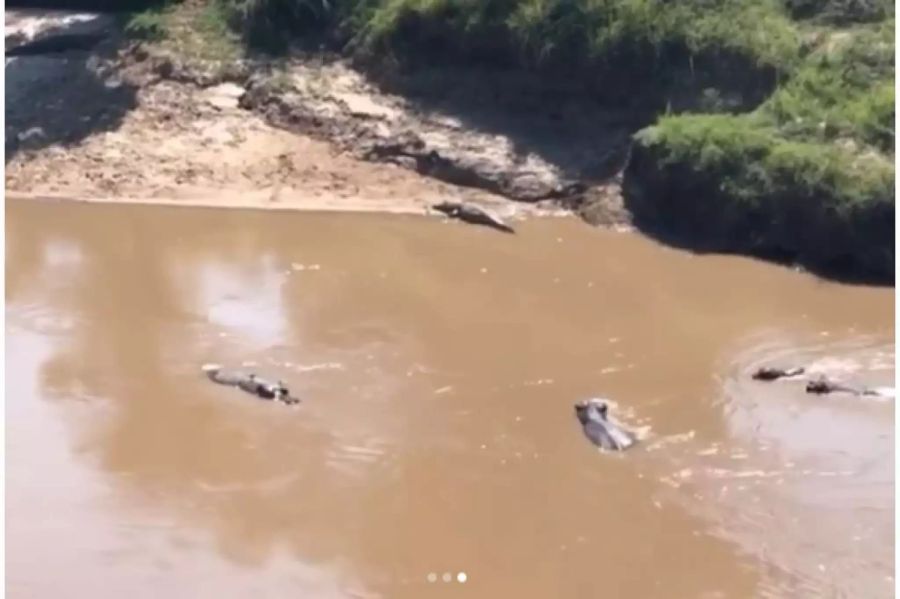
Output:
[{"xmin": 5, "ymin": 9, "xmax": 628, "ymax": 225}]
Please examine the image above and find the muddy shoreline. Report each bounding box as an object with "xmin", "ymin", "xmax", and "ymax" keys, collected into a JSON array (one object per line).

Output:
[
  {"xmin": 5, "ymin": 10, "xmax": 631, "ymax": 228},
  {"xmin": 5, "ymin": 190, "xmax": 576, "ymax": 223}
]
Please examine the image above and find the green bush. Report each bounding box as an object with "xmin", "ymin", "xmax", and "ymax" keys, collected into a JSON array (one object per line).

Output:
[
  {"xmin": 620, "ymin": 12, "xmax": 893, "ymax": 281},
  {"xmin": 356, "ymin": 0, "xmax": 799, "ymax": 71},
  {"xmin": 626, "ymin": 114, "xmax": 894, "ymax": 277},
  {"xmin": 847, "ymin": 82, "xmax": 895, "ymax": 153},
  {"xmin": 125, "ymin": 6, "xmax": 169, "ymax": 40},
  {"xmin": 760, "ymin": 20, "xmax": 894, "ymax": 151},
  {"xmin": 636, "ymin": 114, "xmax": 894, "ymax": 215},
  {"xmin": 219, "ymin": 0, "xmax": 340, "ymax": 51}
]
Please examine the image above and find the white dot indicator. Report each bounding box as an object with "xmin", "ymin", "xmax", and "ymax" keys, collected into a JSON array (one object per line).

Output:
[
  {"xmin": 442, "ymin": 572, "xmax": 452, "ymax": 583},
  {"xmin": 457, "ymin": 572, "xmax": 467, "ymax": 583},
  {"xmin": 426, "ymin": 573, "xmax": 437, "ymax": 583}
]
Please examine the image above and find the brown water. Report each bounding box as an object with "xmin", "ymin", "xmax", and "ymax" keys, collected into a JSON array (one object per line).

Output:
[{"xmin": 6, "ymin": 198, "xmax": 895, "ymax": 598}]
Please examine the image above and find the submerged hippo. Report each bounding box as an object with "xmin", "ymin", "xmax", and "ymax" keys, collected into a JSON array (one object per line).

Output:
[
  {"xmin": 202, "ymin": 364, "xmax": 299, "ymax": 405},
  {"xmin": 752, "ymin": 366, "xmax": 806, "ymax": 381},
  {"xmin": 574, "ymin": 398, "xmax": 637, "ymax": 451},
  {"xmin": 432, "ymin": 201, "xmax": 515, "ymax": 234},
  {"xmin": 805, "ymin": 377, "xmax": 885, "ymax": 397}
]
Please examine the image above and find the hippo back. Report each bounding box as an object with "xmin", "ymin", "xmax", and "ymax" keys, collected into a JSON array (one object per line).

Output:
[
  {"xmin": 583, "ymin": 418, "xmax": 637, "ymax": 451},
  {"xmin": 203, "ymin": 365, "xmax": 252, "ymax": 387}
]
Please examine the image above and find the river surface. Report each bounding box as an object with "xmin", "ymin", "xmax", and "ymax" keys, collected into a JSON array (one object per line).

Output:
[{"xmin": 6, "ymin": 198, "xmax": 895, "ymax": 598}]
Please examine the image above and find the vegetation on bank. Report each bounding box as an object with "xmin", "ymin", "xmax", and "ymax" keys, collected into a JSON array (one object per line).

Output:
[
  {"xmin": 626, "ymin": 15, "xmax": 894, "ymax": 279},
  {"xmin": 123, "ymin": 0, "xmax": 894, "ymax": 279},
  {"xmin": 626, "ymin": 115, "xmax": 893, "ymax": 276}
]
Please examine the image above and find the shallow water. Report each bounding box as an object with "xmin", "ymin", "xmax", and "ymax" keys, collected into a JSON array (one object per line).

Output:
[{"xmin": 6, "ymin": 198, "xmax": 895, "ymax": 598}]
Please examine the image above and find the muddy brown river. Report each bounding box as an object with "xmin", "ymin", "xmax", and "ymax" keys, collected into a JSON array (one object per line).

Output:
[{"xmin": 6, "ymin": 198, "xmax": 895, "ymax": 598}]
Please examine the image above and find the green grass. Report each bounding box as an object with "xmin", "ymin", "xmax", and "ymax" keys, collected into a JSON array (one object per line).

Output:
[
  {"xmin": 759, "ymin": 19, "xmax": 894, "ymax": 152},
  {"xmin": 635, "ymin": 114, "xmax": 892, "ymax": 206},
  {"xmin": 124, "ymin": 5, "xmax": 170, "ymax": 40},
  {"xmin": 132, "ymin": 0, "xmax": 242, "ymax": 62},
  {"xmin": 626, "ymin": 112, "xmax": 894, "ymax": 277},
  {"xmin": 351, "ymin": 0, "xmax": 800, "ymax": 76},
  {"xmin": 191, "ymin": 0, "xmax": 242, "ymax": 59},
  {"xmin": 218, "ymin": 0, "xmax": 338, "ymax": 51}
]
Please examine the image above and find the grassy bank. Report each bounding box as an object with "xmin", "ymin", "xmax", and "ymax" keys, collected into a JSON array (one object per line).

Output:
[
  {"xmin": 127, "ymin": 0, "xmax": 894, "ymax": 279},
  {"xmin": 216, "ymin": 0, "xmax": 800, "ymax": 110},
  {"xmin": 626, "ymin": 115, "xmax": 893, "ymax": 277},
  {"xmin": 626, "ymin": 16, "xmax": 894, "ymax": 280}
]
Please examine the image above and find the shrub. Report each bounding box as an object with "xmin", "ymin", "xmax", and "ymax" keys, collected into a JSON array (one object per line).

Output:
[
  {"xmin": 125, "ymin": 6, "xmax": 169, "ymax": 40},
  {"xmin": 625, "ymin": 114, "xmax": 894, "ymax": 277},
  {"xmin": 760, "ymin": 20, "xmax": 894, "ymax": 151}
]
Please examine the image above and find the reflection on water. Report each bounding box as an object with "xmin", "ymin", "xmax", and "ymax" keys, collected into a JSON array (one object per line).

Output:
[
  {"xmin": 197, "ymin": 256, "xmax": 289, "ymax": 346},
  {"xmin": 6, "ymin": 198, "xmax": 895, "ymax": 598}
]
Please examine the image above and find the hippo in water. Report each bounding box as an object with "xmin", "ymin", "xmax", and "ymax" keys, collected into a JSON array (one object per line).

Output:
[
  {"xmin": 753, "ymin": 364, "xmax": 894, "ymax": 398},
  {"xmin": 752, "ymin": 366, "xmax": 805, "ymax": 381},
  {"xmin": 574, "ymin": 398, "xmax": 637, "ymax": 451},
  {"xmin": 805, "ymin": 377, "xmax": 886, "ymax": 397},
  {"xmin": 202, "ymin": 364, "xmax": 299, "ymax": 405}
]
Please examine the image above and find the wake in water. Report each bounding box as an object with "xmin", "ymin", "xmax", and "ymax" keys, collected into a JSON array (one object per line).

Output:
[
  {"xmin": 634, "ymin": 332, "xmax": 898, "ymax": 598},
  {"xmin": 740, "ymin": 335, "xmax": 895, "ymax": 401}
]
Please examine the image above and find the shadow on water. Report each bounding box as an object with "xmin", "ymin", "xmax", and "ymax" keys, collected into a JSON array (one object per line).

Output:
[
  {"xmin": 5, "ymin": 8, "xmax": 139, "ymax": 162},
  {"xmin": 623, "ymin": 214, "xmax": 897, "ymax": 288},
  {"xmin": 6, "ymin": 204, "xmax": 411, "ymax": 591}
]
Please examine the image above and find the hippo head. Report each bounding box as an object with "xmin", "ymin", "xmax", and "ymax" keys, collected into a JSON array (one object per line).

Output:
[
  {"xmin": 806, "ymin": 379, "xmax": 829, "ymax": 394},
  {"xmin": 574, "ymin": 398, "xmax": 609, "ymax": 424},
  {"xmin": 272, "ymin": 381, "xmax": 293, "ymax": 400}
]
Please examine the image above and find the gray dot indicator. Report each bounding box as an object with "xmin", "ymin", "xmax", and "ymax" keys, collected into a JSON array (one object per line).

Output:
[
  {"xmin": 442, "ymin": 572, "xmax": 452, "ymax": 583},
  {"xmin": 426, "ymin": 573, "xmax": 437, "ymax": 583}
]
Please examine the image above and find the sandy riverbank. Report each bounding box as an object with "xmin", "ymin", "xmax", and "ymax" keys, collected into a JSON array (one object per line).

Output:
[{"xmin": 4, "ymin": 9, "xmax": 613, "ymax": 225}]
